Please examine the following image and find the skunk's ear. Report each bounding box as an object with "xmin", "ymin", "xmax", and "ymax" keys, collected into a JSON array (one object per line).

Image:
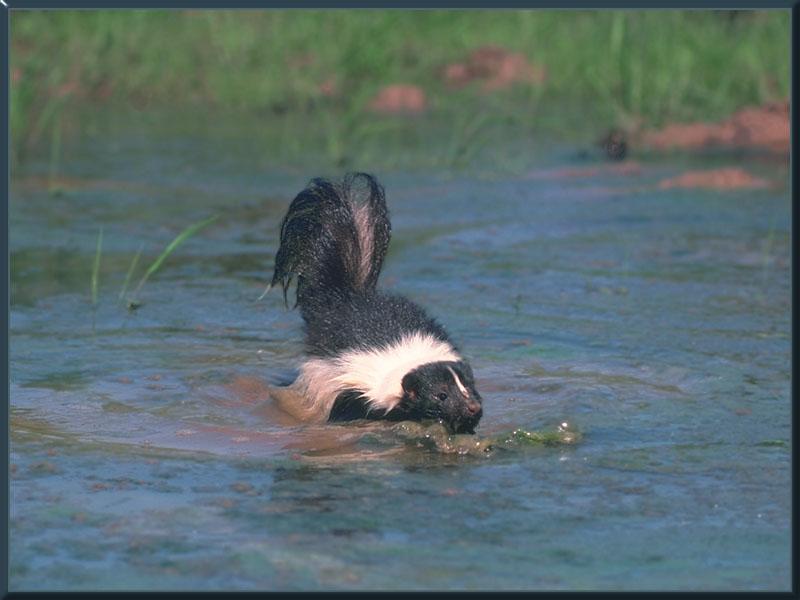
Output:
[{"xmin": 401, "ymin": 371, "xmax": 420, "ymax": 399}]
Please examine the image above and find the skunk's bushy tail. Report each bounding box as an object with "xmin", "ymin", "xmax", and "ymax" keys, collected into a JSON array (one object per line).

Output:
[{"xmin": 271, "ymin": 173, "xmax": 391, "ymax": 315}]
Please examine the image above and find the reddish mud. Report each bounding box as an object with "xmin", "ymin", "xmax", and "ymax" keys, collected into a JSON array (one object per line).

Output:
[
  {"xmin": 522, "ymin": 160, "xmax": 773, "ymax": 194},
  {"xmin": 524, "ymin": 161, "xmax": 643, "ymax": 180},
  {"xmin": 368, "ymin": 84, "xmax": 427, "ymax": 114},
  {"xmin": 318, "ymin": 77, "xmax": 337, "ymax": 97},
  {"xmin": 442, "ymin": 45, "xmax": 547, "ymax": 91},
  {"xmin": 640, "ymin": 100, "xmax": 789, "ymax": 154},
  {"xmin": 657, "ymin": 167, "xmax": 769, "ymax": 191}
]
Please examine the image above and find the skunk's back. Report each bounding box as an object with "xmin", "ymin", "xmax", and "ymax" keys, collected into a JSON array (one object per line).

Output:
[{"xmin": 303, "ymin": 291, "xmax": 452, "ymax": 357}]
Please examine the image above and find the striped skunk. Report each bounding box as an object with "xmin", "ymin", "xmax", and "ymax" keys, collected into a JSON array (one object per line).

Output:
[{"xmin": 270, "ymin": 173, "xmax": 483, "ymax": 434}]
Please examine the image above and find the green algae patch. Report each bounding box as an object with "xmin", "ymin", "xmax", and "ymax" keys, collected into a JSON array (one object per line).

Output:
[
  {"xmin": 392, "ymin": 420, "xmax": 582, "ymax": 456},
  {"xmin": 755, "ymin": 439, "xmax": 788, "ymax": 448},
  {"xmin": 502, "ymin": 422, "xmax": 582, "ymax": 447}
]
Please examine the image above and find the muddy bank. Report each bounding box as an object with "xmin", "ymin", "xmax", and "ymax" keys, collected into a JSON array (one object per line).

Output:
[
  {"xmin": 367, "ymin": 45, "xmax": 546, "ymax": 115},
  {"xmin": 638, "ymin": 100, "xmax": 789, "ymax": 154},
  {"xmin": 524, "ymin": 161, "xmax": 775, "ymax": 192},
  {"xmin": 657, "ymin": 167, "xmax": 769, "ymax": 191},
  {"xmin": 441, "ymin": 45, "xmax": 547, "ymax": 91},
  {"xmin": 368, "ymin": 84, "xmax": 427, "ymax": 114}
]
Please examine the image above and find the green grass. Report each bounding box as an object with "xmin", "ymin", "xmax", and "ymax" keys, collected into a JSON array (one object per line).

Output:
[
  {"xmin": 126, "ymin": 215, "xmax": 219, "ymax": 309},
  {"xmin": 10, "ymin": 10, "xmax": 790, "ymax": 165},
  {"xmin": 118, "ymin": 243, "xmax": 143, "ymax": 302},
  {"xmin": 91, "ymin": 226, "xmax": 103, "ymax": 307}
]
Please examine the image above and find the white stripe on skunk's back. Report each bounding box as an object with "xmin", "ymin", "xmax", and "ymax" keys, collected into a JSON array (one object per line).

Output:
[{"xmin": 285, "ymin": 332, "xmax": 461, "ymax": 421}]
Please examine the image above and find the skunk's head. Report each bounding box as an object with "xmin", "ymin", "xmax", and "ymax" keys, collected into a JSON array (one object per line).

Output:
[{"xmin": 398, "ymin": 361, "xmax": 483, "ymax": 434}]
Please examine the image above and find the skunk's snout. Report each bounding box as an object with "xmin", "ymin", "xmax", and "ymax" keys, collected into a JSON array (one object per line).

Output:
[
  {"xmin": 444, "ymin": 400, "xmax": 482, "ymax": 435},
  {"xmin": 446, "ymin": 412, "xmax": 482, "ymax": 435},
  {"xmin": 402, "ymin": 361, "xmax": 484, "ymax": 434}
]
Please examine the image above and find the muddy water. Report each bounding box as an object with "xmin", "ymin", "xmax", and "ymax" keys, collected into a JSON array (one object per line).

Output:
[{"xmin": 10, "ymin": 115, "xmax": 790, "ymax": 590}]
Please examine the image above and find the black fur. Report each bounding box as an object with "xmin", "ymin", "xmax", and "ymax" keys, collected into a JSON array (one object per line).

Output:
[
  {"xmin": 304, "ymin": 291, "xmax": 451, "ymax": 357},
  {"xmin": 271, "ymin": 173, "xmax": 390, "ymax": 315},
  {"xmin": 398, "ymin": 361, "xmax": 482, "ymax": 434},
  {"xmin": 328, "ymin": 390, "xmax": 381, "ymax": 422},
  {"xmin": 272, "ymin": 173, "xmax": 483, "ymax": 433}
]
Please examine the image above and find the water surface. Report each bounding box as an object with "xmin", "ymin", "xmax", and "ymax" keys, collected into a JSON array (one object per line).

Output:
[{"xmin": 10, "ymin": 113, "xmax": 791, "ymax": 591}]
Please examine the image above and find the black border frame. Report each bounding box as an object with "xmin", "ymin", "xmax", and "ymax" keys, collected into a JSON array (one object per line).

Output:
[{"xmin": 2, "ymin": 2, "xmax": 797, "ymax": 597}]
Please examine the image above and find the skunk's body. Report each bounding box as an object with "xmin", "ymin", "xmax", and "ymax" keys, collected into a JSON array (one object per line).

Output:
[{"xmin": 271, "ymin": 173, "xmax": 482, "ymax": 434}]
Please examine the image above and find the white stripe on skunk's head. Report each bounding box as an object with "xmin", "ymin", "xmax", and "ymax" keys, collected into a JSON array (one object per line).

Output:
[
  {"xmin": 446, "ymin": 366, "xmax": 469, "ymax": 397},
  {"xmin": 330, "ymin": 332, "xmax": 461, "ymax": 412}
]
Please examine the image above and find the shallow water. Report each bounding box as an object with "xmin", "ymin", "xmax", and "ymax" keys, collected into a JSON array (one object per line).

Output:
[{"xmin": 10, "ymin": 113, "xmax": 791, "ymax": 591}]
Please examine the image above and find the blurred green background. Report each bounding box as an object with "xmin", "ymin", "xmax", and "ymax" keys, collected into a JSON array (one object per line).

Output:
[{"xmin": 10, "ymin": 9, "xmax": 791, "ymax": 169}]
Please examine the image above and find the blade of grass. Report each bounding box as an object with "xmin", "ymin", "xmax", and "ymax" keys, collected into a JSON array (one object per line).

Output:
[
  {"xmin": 130, "ymin": 215, "xmax": 219, "ymax": 301},
  {"xmin": 91, "ymin": 225, "xmax": 103, "ymax": 307},
  {"xmin": 48, "ymin": 117, "xmax": 63, "ymax": 195},
  {"xmin": 118, "ymin": 242, "xmax": 144, "ymax": 301}
]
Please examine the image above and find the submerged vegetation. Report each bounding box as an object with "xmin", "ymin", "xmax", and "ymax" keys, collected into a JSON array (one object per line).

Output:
[
  {"xmin": 390, "ymin": 420, "xmax": 582, "ymax": 456},
  {"xmin": 86, "ymin": 217, "xmax": 219, "ymax": 312},
  {"xmin": 90, "ymin": 226, "xmax": 103, "ymax": 308},
  {"xmin": 126, "ymin": 215, "xmax": 220, "ymax": 309},
  {"xmin": 11, "ymin": 10, "xmax": 790, "ymax": 167}
]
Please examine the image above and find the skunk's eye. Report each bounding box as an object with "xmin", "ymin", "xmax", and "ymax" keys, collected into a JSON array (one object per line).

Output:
[{"xmin": 437, "ymin": 392, "xmax": 448, "ymax": 401}]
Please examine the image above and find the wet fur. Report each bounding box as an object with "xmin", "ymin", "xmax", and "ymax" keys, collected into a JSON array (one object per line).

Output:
[{"xmin": 271, "ymin": 173, "xmax": 483, "ymax": 432}]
